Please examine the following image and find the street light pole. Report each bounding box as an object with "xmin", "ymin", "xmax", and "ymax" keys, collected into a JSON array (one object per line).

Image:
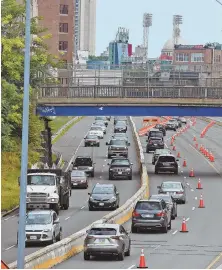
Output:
[{"xmin": 17, "ymin": 0, "xmax": 31, "ymax": 268}]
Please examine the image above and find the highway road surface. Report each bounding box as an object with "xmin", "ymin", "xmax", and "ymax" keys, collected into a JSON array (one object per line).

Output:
[
  {"xmin": 207, "ymin": 117, "xmax": 222, "ymax": 123},
  {"xmin": 1, "ymin": 117, "xmax": 141, "ymax": 264},
  {"xmin": 54, "ymin": 117, "xmax": 222, "ymax": 269}
]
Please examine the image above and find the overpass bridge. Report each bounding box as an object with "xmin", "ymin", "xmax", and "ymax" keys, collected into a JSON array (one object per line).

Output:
[{"xmin": 36, "ymin": 86, "xmax": 222, "ymax": 117}]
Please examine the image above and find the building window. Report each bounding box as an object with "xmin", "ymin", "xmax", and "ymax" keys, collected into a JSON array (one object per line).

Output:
[
  {"xmin": 175, "ymin": 53, "xmax": 189, "ymax": 62},
  {"xmin": 59, "ymin": 23, "xmax": 68, "ymax": 33},
  {"xmin": 191, "ymin": 53, "xmax": 204, "ymax": 62},
  {"xmin": 59, "ymin": 41, "xmax": 68, "ymax": 51},
  {"xmin": 60, "ymin": 4, "xmax": 68, "ymax": 15}
]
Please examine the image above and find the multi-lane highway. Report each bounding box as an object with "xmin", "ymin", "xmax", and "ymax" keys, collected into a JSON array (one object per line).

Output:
[
  {"xmin": 1, "ymin": 117, "xmax": 141, "ymax": 264},
  {"xmin": 54, "ymin": 117, "xmax": 222, "ymax": 269}
]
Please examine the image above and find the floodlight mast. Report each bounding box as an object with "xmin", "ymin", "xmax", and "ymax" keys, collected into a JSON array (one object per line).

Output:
[{"xmin": 143, "ymin": 13, "xmax": 153, "ymax": 60}]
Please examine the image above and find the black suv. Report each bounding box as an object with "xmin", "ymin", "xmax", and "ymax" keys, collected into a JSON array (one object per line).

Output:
[
  {"xmin": 114, "ymin": 122, "xmax": 127, "ymax": 133},
  {"xmin": 154, "ymin": 124, "xmax": 166, "ymax": 136},
  {"xmin": 152, "ymin": 149, "xmax": 171, "ymax": 165},
  {"xmin": 88, "ymin": 183, "xmax": 120, "ymax": 210},
  {"xmin": 72, "ymin": 156, "xmax": 95, "ymax": 177},
  {"xmin": 131, "ymin": 199, "xmax": 171, "ymax": 233},
  {"xmin": 146, "ymin": 137, "xmax": 164, "ymax": 153},
  {"xmin": 108, "ymin": 157, "xmax": 133, "ymax": 180},
  {"xmin": 107, "ymin": 139, "xmax": 129, "ymax": 158},
  {"xmin": 155, "ymin": 154, "xmax": 179, "ymax": 175}
]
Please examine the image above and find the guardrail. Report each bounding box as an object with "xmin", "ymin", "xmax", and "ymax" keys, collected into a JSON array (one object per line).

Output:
[
  {"xmin": 38, "ymin": 86, "xmax": 222, "ymax": 100},
  {"xmin": 8, "ymin": 117, "xmax": 149, "ymax": 269}
]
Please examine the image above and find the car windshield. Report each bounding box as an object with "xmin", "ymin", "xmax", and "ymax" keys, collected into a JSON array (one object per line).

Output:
[
  {"xmin": 26, "ymin": 213, "xmax": 52, "ymax": 225},
  {"xmin": 91, "ymin": 126, "xmax": 102, "ymax": 131},
  {"xmin": 111, "ymin": 159, "xmax": 130, "ymax": 166},
  {"xmin": 27, "ymin": 175, "xmax": 55, "ymax": 186},
  {"xmin": 116, "ymin": 121, "xmax": 126, "ymax": 125},
  {"xmin": 162, "ymin": 182, "xmax": 182, "ymax": 189},
  {"xmin": 86, "ymin": 135, "xmax": 98, "ymax": 139},
  {"xmin": 136, "ymin": 201, "xmax": 161, "ymax": 210},
  {"xmin": 158, "ymin": 156, "xmax": 175, "ymax": 162},
  {"xmin": 92, "ymin": 186, "xmax": 114, "ymax": 194},
  {"xmin": 110, "ymin": 140, "xmax": 127, "ymax": 146},
  {"xmin": 88, "ymin": 228, "xmax": 117, "ymax": 236},
  {"xmin": 149, "ymin": 131, "xmax": 163, "ymax": 137},
  {"xmin": 71, "ymin": 170, "xmax": 85, "ymax": 177},
  {"xmin": 74, "ymin": 158, "xmax": 92, "ymax": 166}
]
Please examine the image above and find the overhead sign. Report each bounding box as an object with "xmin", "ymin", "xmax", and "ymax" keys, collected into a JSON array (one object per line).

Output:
[{"xmin": 174, "ymin": 45, "xmax": 204, "ymax": 50}]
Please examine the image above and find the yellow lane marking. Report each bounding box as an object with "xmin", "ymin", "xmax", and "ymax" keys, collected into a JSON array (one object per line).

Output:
[{"xmin": 206, "ymin": 252, "xmax": 222, "ymax": 269}]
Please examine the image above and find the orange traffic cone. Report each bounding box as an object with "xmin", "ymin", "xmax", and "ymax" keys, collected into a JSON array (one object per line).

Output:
[
  {"xmin": 180, "ymin": 217, "xmax": 189, "ymax": 233},
  {"xmin": 193, "ymin": 136, "xmax": 196, "ymax": 141},
  {"xmin": 183, "ymin": 159, "xmax": 187, "ymax": 167},
  {"xmin": 170, "ymin": 140, "xmax": 174, "ymax": 146},
  {"xmin": 189, "ymin": 168, "xmax": 195, "ymax": 177},
  {"xmin": 208, "ymin": 152, "xmax": 212, "ymax": 160},
  {"xmin": 172, "ymin": 145, "xmax": 176, "ymax": 151},
  {"xmin": 137, "ymin": 249, "xmax": 148, "ymax": 268},
  {"xmin": 198, "ymin": 194, "xmax": 205, "ymax": 208},
  {"xmin": 177, "ymin": 152, "xmax": 181, "ymax": 158},
  {"xmin": 210, "ymin": 154, "xmax": 215, "ymax": 162},
  {"xmin": 199, "ymin": 145, "xmax": 203, "ymax": 152},
  {"xmin": 196, "ymin": 178, "xmax": 203, "ymax": 190}
]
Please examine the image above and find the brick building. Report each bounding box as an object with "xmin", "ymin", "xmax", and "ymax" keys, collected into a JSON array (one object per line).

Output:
[
  {"xmin": 173, "ymin": 44, "xmax": 222, "ymax": 86},
  {"xmin": 37, "ymin": 0, "xmax": 75, "ymax": 65}
]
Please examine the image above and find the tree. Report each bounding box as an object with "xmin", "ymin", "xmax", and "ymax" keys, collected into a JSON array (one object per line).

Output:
[{"xmin": 1, "ymin": 0, "xmax": 61, "ymax": 156}]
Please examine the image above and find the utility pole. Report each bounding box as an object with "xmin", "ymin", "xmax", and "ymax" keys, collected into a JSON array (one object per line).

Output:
[{"xmin": 17, "ymin": 0, "xmax": 31, "ymax": 268}]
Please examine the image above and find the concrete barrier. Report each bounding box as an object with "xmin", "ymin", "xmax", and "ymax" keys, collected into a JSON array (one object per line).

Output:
[{"xmin": 9, "ymin": 117, "xmax": 149, "ymax": 269}]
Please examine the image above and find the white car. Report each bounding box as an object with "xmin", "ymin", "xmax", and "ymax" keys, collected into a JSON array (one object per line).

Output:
[
  {"xmin": 88, "ymin": 129, "xmax": 104, "ymax": 139},
  {"xmin": 92, "ymin": 122, "xmax": 106, "ymax": 134}
]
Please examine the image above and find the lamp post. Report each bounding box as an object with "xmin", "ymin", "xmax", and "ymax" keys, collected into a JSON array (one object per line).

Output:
[{"xmin": 17, "ymin": 0, "xmax": 31, "ymax": 268}]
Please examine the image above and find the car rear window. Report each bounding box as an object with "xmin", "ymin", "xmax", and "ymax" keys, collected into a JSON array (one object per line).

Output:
[
  {"xmin": 158, "ymin": 156, "xmax": 175, "ymax": 162},
  {"xmin": 88, "ymin": 228, "xmax": 117, "ymax": 235},
  {"xmin": 149, "ymin": 131, "xmax": 163, "ymax": 137},
  {"xmin": 136, "ymin": 201, "xmax": 161, "ymax": 210},
  {"xmin": 162, "ymin": 182, "xmax": 182, "ymax": 189}
]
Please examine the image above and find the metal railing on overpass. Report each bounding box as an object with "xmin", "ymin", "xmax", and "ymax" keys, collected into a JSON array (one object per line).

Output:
[{"xmin": 37, "ymin": 86, "xmax": 222, "ymax": 101}]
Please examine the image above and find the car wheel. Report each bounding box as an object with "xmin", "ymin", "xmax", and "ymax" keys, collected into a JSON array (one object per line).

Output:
[
  {"xmin": 125, "ymin": 243, "xmax": 131, "ymax": 256},
  {"xmin": 182, "ymin": 200, "xmax": 186, "ymax": 204},
  {"xmin": 168, "ymin": 219, "xmax": 171, "ymax": 230},
  {"xmin": 84, "ymin": 252, "xmax": 90, "ymax": 261},
  {"xmin": 57, "ymin": 229, "xmax": 62, "ymax": 241},
  {"xmin": 128, "ymin": 175, "xmax": 132, "ymax": 180},
  {"xmin": 152, "ymin": 162, "xmax": 155, "ymax": 165},
  {"xmin": 171, "ymin": 215, "xmax": 176, "ymax": 220},
  {"xmin": 131, "ymin": 225, "xmax": 137, "ymax": 233},
  {"xmin": 109, "ymin": 174, "xmax": 112, "ymax": 180},
  {"xmin": 97, "ymin": 144, "xmax": 100, "ymax": 147},
  {"xmin": 108, "ymin": 155, "xmax": 111, "ymax": 159},
  {"xmin": 155, "ymin": 169, "xmax": 158, "ymax": 174},
  {"xmin": 174, "ymin": 170, "xmax": 178, "ymax": 175},
  {"xmin": 84, "ymin": 144, "xmax": 87, "ymax": 147},
  {"xmin": 146, "ymin": 149, "xmax": 149, "ymax": 153},
  {"xmin": 91, "ymin": 172, "xmax": 94, "ymax": 177},
  {"xmin": 50, "ymin": 233, "xmax": 56, "ymax": 245},
  {"xmin": 89, "ymin": 205, "xmax": 93, "ymax": 211},
  {"xmin": 118, "ymin": 249, "xmax": 125, "ymax": 261}
]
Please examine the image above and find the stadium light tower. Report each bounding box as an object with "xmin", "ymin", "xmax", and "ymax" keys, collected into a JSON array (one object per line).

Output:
[
  {"xmin": 173, "ymin": 15, "xmax": 183, "ymax": 45},
  {"xmin": 143, "ymin": 13, "xmax": 153, "ymax": 60}
]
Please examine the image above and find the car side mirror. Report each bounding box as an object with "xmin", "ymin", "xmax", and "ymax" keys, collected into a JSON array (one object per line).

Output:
[
  {"xmin": 176, "ymin": 159, "xmax": 179, "ymax": 161},
  {"xmin": 88, "ymin": 193, "xmax": 91, "ymax": 195},
  {"xmin": 54, "ymin": 218, "xmax": 60, "ymax": 224},
  {"xmin": 106, "ymin": 142, "xmax": 109, "ymax": 145},
  {"xmin": 116, "ymin": 192, "xmax": 119, "ymax": 195},
  {"xmin": 71, "ymin": 162, "xmax": 74, "ymax": 165},
  {"xmin": 18, "ymin": 177, "xmax": 20, "ymax": 186},
  {"xmin": 107, "ymin": 163, "xmax": 110, "ymax": 165},
  {"xmin": 157, "ymin": 186, "xmax": 161, "ymax": 189}
]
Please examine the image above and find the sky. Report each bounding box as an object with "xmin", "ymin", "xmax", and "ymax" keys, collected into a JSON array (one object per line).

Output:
[{"xmin": 95, "ymin": 0, "xmax": 222, "ymax": 57}]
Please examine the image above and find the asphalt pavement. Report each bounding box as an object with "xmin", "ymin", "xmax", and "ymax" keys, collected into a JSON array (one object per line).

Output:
[
  {"xmin": 1, "ymin": 117, "xmax": 141, "ymax": 264},
  {"xmin": 54, "ymin": 117, "xmax": 222, "ymax": 269}
]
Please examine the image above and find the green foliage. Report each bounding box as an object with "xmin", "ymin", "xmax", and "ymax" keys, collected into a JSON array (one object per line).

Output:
[{"xmin": 88, "ymin": 55, "xmax": 109, "ymax": 61}]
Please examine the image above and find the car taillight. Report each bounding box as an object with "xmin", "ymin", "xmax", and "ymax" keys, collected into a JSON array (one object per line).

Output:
[
  {"xmin": 132, "ymin": 211, "xmax": 140, "ymax": 217},
  {"xmin": 156, "ymin": 211, "xmax": 165, "ymax": 217},
  {"xmin": 176, "ymin": 191, "xmax": 183, "ymax": 194}
]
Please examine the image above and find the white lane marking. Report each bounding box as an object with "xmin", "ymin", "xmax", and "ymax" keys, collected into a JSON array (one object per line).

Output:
[
  {"xmin": 104, "ymin": 159, "xmax": 107, "ymax": 162},
  {"xmin": 65, "ymin": 216, "xmax": 70, "ymax": 221},
  {"xmin": 153, "ymin": 244, "xmax": 160, "ymax": 250},
  {"xmin": 172, "ymin": 230, "xmax": 178, "ymax": 235},
  {"xmin": 186, "ymin": 182, "xmax": 190, "ymax": 186},
  {"xmin": 81, "ymin": 206, "xmax": 85, "ymax": 210},
  {"xmin": 191, "ymin": 189, "xmax": 194, "ymax": 192},
  {"xmin": 127, "ymin": 265, "xmax": 136, "ymax": 269},
  {"xmin": 192, "ymin": 207, "xmax": 195, "ymax": 210},
  {"xmin": 165, "ymin": 143, "xmax": 168, "ymax": 148},
  {"xmin": 100, "ymin": 176, "xmax": 102, "ymax": 179},
  {"xmin": 195, "ymin": 197, "xmax": 198, "ymax": 200},
  {"xmin": 5, "ymin": 245, "xmax": 16, "ymax": 251},
  {"xmin": 4, "ymin": 217, "xmax": 11, "ymax": 221},
  {"xmin": 186, "ymin": 217, "xmax": 190, "ymax": 222}
]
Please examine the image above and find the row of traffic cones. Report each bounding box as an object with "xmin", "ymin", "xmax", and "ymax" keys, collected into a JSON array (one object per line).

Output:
[{"xmin": 199, "ymin": 145, "xmax": 215, "ymax": 162}]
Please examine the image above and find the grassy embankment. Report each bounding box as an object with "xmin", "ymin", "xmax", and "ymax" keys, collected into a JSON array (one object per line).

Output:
[{"xmin": 1, "ymin": 117, "xmax": 81, "ymax": 211}]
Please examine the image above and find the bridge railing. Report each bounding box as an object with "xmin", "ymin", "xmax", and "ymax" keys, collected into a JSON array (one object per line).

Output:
[{"xmin": 38, "ymin": 86, "xmax": 222, "ymax": 100}]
